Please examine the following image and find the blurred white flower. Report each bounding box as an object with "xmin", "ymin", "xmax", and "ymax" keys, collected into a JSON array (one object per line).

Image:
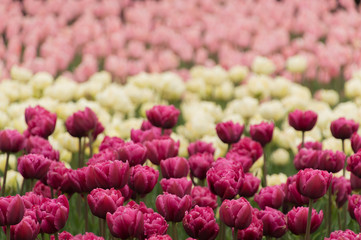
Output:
[{"xmin": 251, "ymin": 56, "xmax": 275, "ymax": 75}]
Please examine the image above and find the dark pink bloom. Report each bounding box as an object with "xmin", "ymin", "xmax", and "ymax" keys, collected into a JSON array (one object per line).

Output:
[
  {"xmin": 332, "ymin": 177, "xmax": 351, "ymax": 208},
  {"xmin": 250, "ymin": 122, "xmax": 274, "ymax": 147},
  {"xmin": 285, "ymin": 175, "xmax": 309, "ymax": 206},
  {"xmin": 119, "ymin": 185, "xmax": 133, "ymax": 202},
  {"xmin": 160, "ymin": 157, "xmax": 189, "ymax": 179},
  {"xmin": 297, "ymin": 141, "xmax": 323, "ymax": 151},
  {"xmin": 72, "ymin": 232, "xmax": 104, "ymax": 240},
  {"xmin": 25, "ymin": 105, "xmax": 57, "ymax": 139},
  {"xmin": 288, "ymin": 109, "xmax": 317, "ymax": 132},
  {"xmin": 37, "ymin": 195, "xmax": 69, "ymax": 234},
  {"xmin": 117, "ymin": 142, "xmax": 147, "ymax": 166},
  {"xmin": 22, "ymin": 192, "xmax": 44, "ymax": 209},
  {"xmin": 46, "ymin": 162, "xmax": 69, "ymax": 190},
  {"xmin": 287, "ymin": 207, "xmax": 323, "ymax": 235},
  {"xmin": 25, "ymin": 136, "xmax": 59, "ymax": 161},
  {"xmin": 238, "ymin": 173, "xmax": 260, "ymax": 198},
  {"xmin": 330, "ymin": 117, "xmax": 359, "ymax": 140},
  {"xmin": 145, "ymin": 138, "xmax": 179, "ymax": 165},
  {"xmin": 32, "ymin": 181, "xmax": 60, "ymax": 199},
  {"xmin": 317, "ymin": 150, "xmax": 346, "ymax": 173},
  {"xmin": 226, "ymin": 151, "xmax": 253, "ymax": 172},
  {"xmin": 294, "ymin": 148, "xmax": 319, "ymax": 170},
  {"xmin": 0, "ymin": 129, "xmax": 25, "ymax": 153},
  {"xmin": 126, "ymin": 201, "xmax": 154, "ymax": 214},
  {"xmin": 98, "ymin": 136, "xmax": 124, "ymax": 152},
  {"xmin": 87, "ymin": 149, "xmax": 117, "ymax": 165},
  {"xmin": 141, "ymin": 120, "xmax": 172, "ymax": 135},
  {"xmin": 146, "ymin": 105, "xmax": 180, "ymax": 129},
  {"xmin": 351, "ymin": 173, "xmax": 361, "ymax": 191},
  {"xmin": 206, "ymin": 166, "xmax": 240, "ymax": 200},
  {"xmin": 147, "ymin": 235, "xmax": 172, "ymax": 240},
  {"xmin": 216, "ymin": 121, "xmax": 244, "ymax": 144},
  {"xmin": 347, "ymin": 152, "xmax": 361, "ymax": 178},
  {"xmin": 351, "ymin": 133, "xmax": 361, "ymax": 153},
  {"xmin": 254, "ymin": 185, "xmax": 285, "ymax": 210},
  {"xmin": 50, "ymin": 231, "xmax": 72, "ymax": 240},
  {"xmin": 237, "ymin": 210, "xmax": 263, "ymax": 240},
  {"xmin": 86, "ymin": 160, "xmax": 130, "ymax": 190},
  {"xmin": 258, "ymin": 207, "xmax": 287, "ymax": 238},
  {"xmin": 87, "ymin": 188, "xmax": 124, "ymax": 219},
  {"xmin": 128, "ymin": 165, "xmax": 159, "ymax": 195},
  {"xmin": 155, "ymin": 193, "xmax": 192, "ymax": 222},
  {"xmin": 325, "ymin": 230, "xmax": 358, "ymax": 240},
  {"xmin": 9, "ymin": 210, "xmax": 40, "ymax": 240},
  {"xmin": 183, "ymin": 206, "xmax": 219, "ymax": 240},
  {"xmin": 187, "ymin": 140, "xmax": 215, "ymax": 156},
  {"xmin": 160, "ymin": 177, "xmax": 192, "ymax": 197},
  {"xmin": 219, "ymin": 197, "xmax": 252, "ymax": 230},
  {"xmin": 106, "ymin": 206, "xmax": 144, "ymax": 239},
  {"xmin": 296, "ymin": 168, "xmax": 332, "ymax": 199},
  {"xmin": 17, "ymin": 154, "xmax": 52, "ymax": 179},
  {"xmin": 353, "ymin": 205, "xmax": 361, "ymax": 228},
  {"xmin": 130, "ymin": 128, "xmax": 163, "ymax": 143},
  {"xmin": 191, "ymin": 186, "xmax": 218, "ymax": 210},
  {"xmin": 144, "ymin": 212, "xmax": 168, "ymax": 238},
  {"xmin": 348, "ymin": 194, "xmax": 361, "ymax": 219},
  {"xmin": 188, "ymin": 153, "xmax": 214, "ymax": 179},
  {"xmin": 65, "ymin": 107, "xmax": 104, "ymax": 139},
  {"xmin": 229, "ymin": 137, "xmax": 263, "ymax": 162},
  {"xmin": 0, "ymin": 195, "xmax": 25, "ymax": 226}
]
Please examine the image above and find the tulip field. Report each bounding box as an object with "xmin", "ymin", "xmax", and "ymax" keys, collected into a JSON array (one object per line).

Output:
[{"xmin": 2, "ymin": 0, "xmax": 361, "ymax": 240}]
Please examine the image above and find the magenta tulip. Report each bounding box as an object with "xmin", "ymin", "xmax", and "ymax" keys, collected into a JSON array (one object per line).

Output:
[
  {"xmin": 347, "ymin": 152, "xmax": 361, "ymax": 178},
  {"xmin": 250, "ymin": 122, "xmax": 274, "ymax": 147},
  {"xmin": 144, "ymin": 212, "xmax": 168, "ymax": 238},
  {"xmin": 191, "ymin": 186, "xmax": 218, "ymax": 210},
  {"xmin": 188, "ymin": 153, "xmax": 214, "ymax": 179},
  {"xmin": 146, "ymin": 105, "xmax": 180, "ymax": 129},
  {"xmin": 117, "ymin": 142, "xmax": 147, "ymax": 166},
  {"xmin": 145, "ymin": 138, "xmax": 179, "ymax": 165},
  {"xmin": 332, "ymin": 177, "xmax": 351, "ymax": 208},
  {"xmin": 330, "ymin": 117, "xmax": 359, "ymax": 140},
  {"xmin": 130, "ymin": 128, "xmax": 163, "ymax": 143},
  {"xmin": 285, "ymin": 175, "xmax": 309, "ymax": 206},
  {"xmin": 87, "ymin": 188, "xmax": 124, "ymax": 219},
  {"xmin": 325, "ymin": 230, "xmax": 359, "ymax": 240},
  {"xmin": 317, "ymin": 150, "xmax": 346, "ymax": 173},
  {"xmin": 238, "ymin": 173, "xmax": 260, "ymax": 198},
  {"xmin": 183, "ymin": 206, "xmax": 219, "ymax": 240},
  {"xmin": 206, "ymin": 165, "xmax": 240, "ymax": 200},
  {"xmin": 229, "ymin": 137, "xmax": 263, "ymax": 162},
  {"xmin": 348, "ymin": 194, "xmax": 361, "ymax": 219},
  {"xmin": 287, "ymin": 207, "xmax": 323, "ymax": 235},
  {"xmin": 216, "ymin": 121, "xmax": 244, "ymax": 144},
  {"xmin": 297, "ymin": 141, "xmax": 323, "ymax": 151},
  {"xmin": 237, "ymin": 210, "xmax": 263, "ymax": 240},
  {"xmin": 0, "ymin": 129, "xmax": 24, "ymax": 153},
  {"xmin": 160, "ymin": 157, "xmax": 189, "ymax": 179},
  {"xmin": 98, "ymin": 136, "xmax": 124, "ymax": 152},
  {"xmin": 155, "ymin": 193, "xmax": 192, "ymax": 222},
  {"xmin": 0, "ymin": 195, "xmax": 25, "ymax": 226},
  {"xmin": 351, "ymin": 133, "xmax": 361, "ymax": 153},
  {"xmin": 226, "ymin": 151, "xmax": 253, "ymax": 172},
  {"xmin": 296, "ymin": 168, "xmax": 332, "ymax": 199},
  {"xmin": 351, "ymin": 173, "xmax": 361, "ymax": 191},
  {"xmin": 254, "ymin": 185, "xmax": 285, "ymax": 210},
  {"xmin": 258, "ymin": 207, "xmax": 287, "ymax": 238},
  {"xmin": 72, "ymin": 232, "xmax": 104, "ymax": 240},
  {"xmin": 147, "ymin": 235, "xmax": 172, "ymax": 240},
  {"xmin": 17, "ymin": 154, "xmax": 52, "ymax": 179},
  {"xmin": 25, "ymin": 105, "xmax": 57, "ymax": 139},
  {"xmin": 288, "ymin": 109, "xmax": 317, "ymax": 132},
  {"xmin": 9, "ymin": 210, "xmax": 39, "ymax": 240},
  {"xmin": 128, "ymin": 165, "xmax": 159, "ymax": 195},
  {"xmin": 25, "ymin": 136, "xmax": 59, "ymax": 161},
  {"xmin": 160, "ymin": 177, "xmax": 192, "ymax": 197},
  {"xmin": 187, "ymin": 140, "xmax": 215, "ymax": 156},
  {"xmin": 219, "ymin": 197, "xmax": 252, "ymax": 230},
  {"xmin": 294, "ymin": 148, "xmax": 319, "ymax": 170},
  {"xmin": 87, "ymin": 149, "xmax": 117, "ymax": 165}
]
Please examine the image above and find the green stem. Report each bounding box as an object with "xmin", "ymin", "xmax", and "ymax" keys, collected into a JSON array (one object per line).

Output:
[
  {"xmin": 1, "ymin": 153, "xmax": 10, "ymax": 196},
  {"xmin": 103, "ymin": 218, "xmax": 107, "ymax": 239},
  {"xmin": 20, "ymin": 178, "xmax": 25, "ymax": 195},
  {"xmin": 84, "ymin": 194, "xmax": 89, "ymax": 233},
  {"xmin": 171, "ymin": 222, "xmax": 178, "ymax": 240},
  {"xmin": 220, "ymin": 220, "xmax": 225, "ymax": 240},
  {"xmin": 78, "ymin": 138, "xmax": 82, "ymax": 168},
  {"xmin": 99, "ymin": 217, "xmax": 103, "ymax": 237},
  {"xmin": 54, "ymin": 232, "xmax": 59, "ymax": 240},
  {"xmin": 233, "ymin": 228, "xmax": 238, "ymax": 240},
  {"xmin": 327, "ymin": 186, "xmax": 332, "ymax": 236},
  {"xmin": 342, "ymin": 203, "xmax": 347, "ymax": 230},
  {"xmin": 301, "ymin": 131, "xmax": 305, "ymax": 148},
  {"xmin": 88, "ymin": 132, "xmax": 93, "ymax": 158},
  {"xmin": 342, "ymin": 139, "xmax": 346, "ymax": 177},
  {"xmin": 41, "ymin": 233, "xmax": 45, "ymax": 240},
  {"xmin": 6, "ymin": 225, "xmax": 10, "ymax": 240},
  {"xmin": 262, "ymin": 150, "xmax": 267, "ymax": 187},
  {"xmin": 50, "ymin": 187, "xmax": 54, "ymax": 199},
  {"xmin": 305, "ymin": 200, "xmax": 313, "ymax": 240},
  {"xmin": 337, "ymin": 210, "xmax": 342, "ymax": 230},
  {"xmin": 135, "ymin": 194, "xmax": 140, "ymax": 204}
]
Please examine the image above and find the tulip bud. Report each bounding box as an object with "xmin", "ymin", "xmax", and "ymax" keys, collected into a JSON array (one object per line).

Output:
[
  {"xmin": 25, "ymin": 136, "xmax": 59, "ymax": 161},
  {"xmin": 183, "ymin": 206, "xmax": 219, "ymax": 240},
  {"xmin": 206, "ymin": 165, "xmax": 240, "ymax": 200},
  {"xmin": 330, "ymin": 117, "xmax": 359, "ymax": 140},
  {"xmin": 0, "ymin": 195, "xmax": 25, "ymax": 226},
  {"xmin": 325, "ymin": 230, "xmax": 359, "ymax": 240},
  {"xmin": 254, "ymin": 185, "xmax": 285, "ymax": 210},
  {"xmin": 72, "ymin": 232, "xmax": 104, "ymax": 240},
  {"xmin": 229, "ymin": 137, "xmax": 263, "ymax": 162},
  {"xmin": 332, "ymin": 177, "xmax": 351, "ymax": 208},
  {"xmin": 351, "ymin": 173, "xmax": 361, "ymax": 191},
  {"xmin": 0, "ymin": 129, "xmax": 25, "ymax": 153},
  {"xmin": 98, "ymin": 136, "xmax": 124, "ymax": 152},
  {"xmin": 296, "ymin": 168, "xmax": 332, "ymax": 199},
  {"xmin": 147, "ymin": 235, "xmax": 173, "ymax": 240},
  {"xmin": 297, "ymin": 141, "xmax": 322, "ymax": 151},
  {"xmin": 293, "ymin": 148, "xmax": 319, "ymax": 170},
  {"xmin": 131, "ymin": 128, "xmax": 163, "ymax": 144},
  {"xmin": 160, "ymin": 157, "xmax": 189, "ymax": 179},
  {"xmin": 191, "ymin": 186, "xmax": 217, "ymax": 209},
  {"xmin": 160, "ymin": 177, "xmax": 192, "ymax": 197},
  {"xmin": 351, "ymin": 133, "xmax": 361, "ymax": 153},
  {"xmin": 106, "ymin": 206, "xmax": 144, "ymax": 239},
  {"xmin": 32, "ymin": 181, "xmax": 60, "ymax": 199},
  {"xmin": 87, "ymin": 149, "xmax": 117, "ymax": 165},
  {"xmin": 10, "ymin": 210, "xmax": 40, "ymax": 240},
  {"xmin": 144, "ymin": 212, "xmax": 168, "ymax": 238},
  {"xmin": 347, "ymin": 152, "xmax": 361, "ymax": 178},
  {"xmin": 128, "ymin": 165, "xmax": 159, "ymax": 195},
  {"xmin": 238, "ymin": 173, "xmax": 260, "ymax": 198},
  {"xmin": 216, "ymin": 121, "xmax": 244, "ymax": 144},
  {"xmin": 155, "ymin": 193, "xmax": 192, "ymax": 222},
  {"xmin": 219, "ymin": 197, "xmax": 252, "ymax": 230},
  {"xmin": 226, "ymin": 151, "xmax": 253, "ymax": 172},
  {"xmin": 117, "ymin": 142, "xmax": 147, "ymax": 166},
  {"xmin": 146, "ymin": 105, "xmax": 180, "ymax": 129},
  {"xmin": 285, "ymin": 175, "xmax": 309, "ymax": 206},
  {"xmin": 288, "ymin": 110, "xmax": 317, "ymax": 132},
  {"xmin": 25, "ymin": 105, "xmax": 57, "ymax": 139},
  {"xmin": 287, "ymin": 207, "xmax": 323, "ymax": 235},
  {"xmin": 87, "ymin": 188, "xmax": 124, "ymax": 219},
  {"xmin": 348, "ymin": 194, "xmax": 361, "ymax": 219},
  {"xmin": 17, "ymin": 154, "xmax": 52, "ymax": 179},
  {"xmin": 250, "ymin": 122, "xmax": 274, "ymax": 147},
  {"xmin": 145, "ymin": 138, "xmax": 179, "ymax": 165},
  {"xmin": 317, "ymin": 150, "xmax": 346, "ymax": 173},
  {"xmin": 258, "ymin": 207, "xmax": 287, "ymax": 238},
  {"xmin": 237, "ymin": 210, "xmax": 263, "ymax": 240},
  {"xmin": 187, "ymin": 140, "xmax": 215, "ymax": 156},
  {"xmin": 188, "ymin": 153, "xmax": 214, "ymax": 180}
]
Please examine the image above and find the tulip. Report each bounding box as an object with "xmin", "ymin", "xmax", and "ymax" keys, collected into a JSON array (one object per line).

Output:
[
  {"xmin": 147, "ymin": 235, "xmax": 173, "ymax": 240},
  {"xmin": 17, "ymin": 154, "xmax": 52, "ymax": 180},
  {"xmin": 347, "ymin": 152, "xmax": 361, "ymax": 178},
  {"xmin": 160, "ymin": 177, "xmax": 192, "ymax": 197},
  {"xmin": 288, "ymin": 109, "xmax": 318, "ymax": 132},
  {"xmin": 38, "ymin": 195, "xmax": 69, "ymax": 234},
  {"xmin": 293, "ymin": 148, "xmax": 319, "ymax": 170},
  {"xmin": 325, "ymin": 230, "xmax": 359, "ymax": 240},
  {"xmin": 87, "ymin": 188, "xmax": 124, "ymax": 219},
  {"xmin": 87, "ymin": 149, "xmax": 117, "ymax": 165},
  {"xmin": 237, "ymin": 210, "xmax": 263, "ymax": 240},
  {"xmin": 50, "ymin": 231, "xmax": 73, "ymax": 240},
  {"xmin": 106, "ymin": 206, "xmax": 144, "ymax": 239},
  {"xmin": 219, "ymin": 198, "xmax": 252, "ymax": 230},
  {"xmin": 98, "ymin": 136, "xmax": 124, "ymax": 152},
  {"xmin": 32, "ymin": 181, "xmax": 60, "ymax": 199},
  {"xmin": 258, "ymin": 207, "xmax": 287, "ymax": 238},
  {"xmin": 254, "ymin": 185, "xmax": 285, "ymax": 210},
  {"xmin": 250, "ymin": 122, "xmax": 274, "ymax": 147},
  {"xmin": 296, "ymin": 168, "xmax": 332, "ymax": 199},
  {"xmin": 297, "ymin": 141, "xmax": 323, "ymax": 151},
  {"xmin": 226, "ymin": 151, "xmax": 253, "ymax": 172},
  {"xmin": 155, "ymin": 193, "xmax": 192, "ymax": 222},
  {"xmin": 119, "ymin": 185, "xmax": 133, "ymax": 202},
  {"xmin": 348, "ymin": 195, "xmax": 361, "ymax": 219},
  {"xmin": 188, "ymin": 153, "xmax": 214, "ymax": 180},
  {"xmin": 332, "ymin": 177, "xmax": 351, "ymax": 208},
  {"xmin": 330, "ymin": 117, "xmax": 359, "ymax": 140},
  {"xmin": 141, "ymin": 120, "xmax": 173, "ymax": 135},
  {"xmin": 216, "ymin": 121, "xmax": 244, "ymax": 144},
  {"xmin": 351, "ymin": 133, "xmax": 361, "ymax": 153},
  {"xmin": 238, "ymin": 173, "xmax": 260, "ymax": 198},
  {"xmin": 287, "ymin": 207, "xmax": 323, "ymax": 235},
  {"xmin": 25, "ymin": 105, "xmax": 57, "ymax": 139},
  {"xmin": 206, "ymin": 166, "xmax": 240, "ymax": 200},
  {"xmin": 86, "ymin": 160, "xmax": 130, "ymax": 190},
  {"xmin": 285, "ymin": 175, "xmax": 309, "ymax": 206},
  {"xmin": 229, "ymin": 137, "xmax": 263, "ymax": 162},
  {"xmin": 117, "ymin": 142, "xmax": 147, "ymax": 166},
  {"xmin": 187, "ymin": 140, "xmax": 215, "ymax": 156},
  {"xmin": 72, "ymin": 232, "xmax": 104, "ymax": 240},
  {"xmin": 145, "ymin": 138, "xmax": 179, "ymax": 165},
  {"xmin": 183, "ymin": 206, "xmax": 219, "ymax": 240},
  {"xmin": 354, "ymin": 205, "xmax": 361, "ymax": 228},
  {"xmin": 25, "ymin": 136, "xmax": 59, "ymax": 161},
  {"xmin": 0, "ymin": 195, "xmax": 25, "ymax": 226},
  {"xmin": 351, "ymin": 173, "xmax": 361, "ymax": 191},
  {"xmin": 146, "ymin": 105, "xmax": 180, "ymax": 129},
  {"xmin": 144, "ymin": 212, "xmax": 168, "ymax": 238},
  {"xmin": 126, "ymin": 201, "xmax": 154, "ymax": 214},
  {"xmin": 9, "ymin": 210, "xmax": 39, "ymax": 240},
  {"xmin": 130, "ymin": 128, "xmax": 163, "ymax": 143},
  {"xmin": 46, "ymin": 162, "xmax": 70, "ymax": 191},
  {"xmin": 128, "ymin": 165, "xmax": 159, "ymax": 196},
  {"xmin": 160, "ymin": 157, "xmax": 189, "ymax": 179},
  {"xmin": 191, "ymin": 186, "xmax": 218, "ymax": 209},
  {"xmin": 317, "ymin": 150, "xmax": 346, "ymax": 173}
]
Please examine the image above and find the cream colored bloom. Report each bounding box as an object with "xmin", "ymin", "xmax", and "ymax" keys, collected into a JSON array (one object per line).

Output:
[
  {"xmin": 234, "ymin": 85, "xmax": 251, "ymax": 99},
  {"xmin": 202, "ymin": 66, "xmax": 228, "ymax": 86},
  {"xmin": 0, "ymin": 111, "xmax": 9, "ymax": 129},
  {"xmin": 0, "ymin": 94, "xmax": 9, "ymax": 111},
  {"xmin": 56, "ymin": 132, "xmax": 79, "ymax": 153},
  {"xmin": 0, "ymin": 80, "xmax": 21, "ymax": 102},
  {"xmin": 345, "ymin": 78, "xmax": 361, "ymax": 99},
  {"xmin": 247, "ymin": 75, "xmax": 271, "ymax": 99},
  {"xmin": 286, "ymin": 55, "xmax": 307, "ymax": 73},
  {"xmin": 124, "ymin": 84, "xmax": 155, "ymax": 106},
  {"xmin": 251, "ymin": 56, "xmax": 275, "ymax": 75},
  {"xmin": 323, "ymin": 138, "xmax": 353, "ymax": 155},
  {"xmin": 0, "ymin": 154, "xmax": 17, "ymax": 172},
  {"xmin": 44, "ymin": 76, "xmax": 77, "ymax": 102},
  {"xmin": 1, "ymin": 170, "xmax": 23, "ymax": 192},
  {"xmin": 213, "ymin": 81, "xmax": 234, "ymax": 101},
  {"xmin": 89, "ymin": 71, "xmax": 112, "ymax": 86},
  {"xmin": 228, "ymin": 65, "xmax": 249, "ymax": 84},
  {"xmin": 117, "ymin": 118, "xmax": 143, "ymax": 140},
  {"xmin": 270, "ymin": 148, "xmax": 290, "ymax": 166},
  {"xmin": 10, "ymin": 66, "xmax": 33, "ymax": 82},
  {"xmin": 228, "ymin": 97, "xmax": 258, "ymax": 119},
  {"xmin": 186, "ymin": 78, "xmax": 208, "ymax": 98},
  {"xmin": 60, "ymin": 149, "xmax": 73, "ymax": 163},
  {"xmin": 281, "ymin": 96, "xmax": 308, "ymax": 111},
  {"xmin": 8, "ymin": 116, "xmax": 27, "ymax": 133},
  {"xmin": 158, "ymin": 72, "xmax": 186, "ymax": 101},
  {"xmin": 270, "ymin": 77, "xmax": 291, "ymax": 99},
  {"xmin": 267, "ymin": 173, "xmax": 288, "ymax": 186},
  {"xmin": 30, "ymin": 72, "xmax": 54, "ymax": 91},
  {"xmin": 171, "ymin": 133, "xmax": 189, "ymax": 157},
  {"xmin": 201, "ymin": 135, "xmax": 227, "ymax": 159},
  {"xmin": 316, "ymin": 89, "xmax": 339, "ymax": 107},
  {"xmin": 259, "ymin": 100, "xmax": 286, "ymax": 122}
]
